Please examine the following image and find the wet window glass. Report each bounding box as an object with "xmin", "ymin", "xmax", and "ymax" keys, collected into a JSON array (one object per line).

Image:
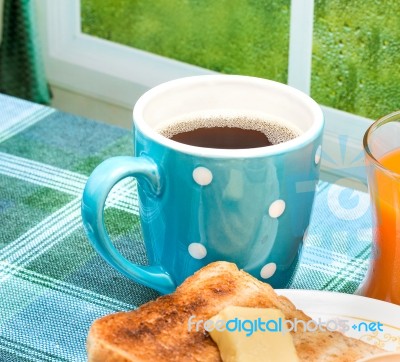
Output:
[
  {"xmin": 312, "ymin": 0, "xmax": 400, "ymax": 119},
  {"xmin": 81, "ymin": 0, "xmax": 290, "ymax": 83}
]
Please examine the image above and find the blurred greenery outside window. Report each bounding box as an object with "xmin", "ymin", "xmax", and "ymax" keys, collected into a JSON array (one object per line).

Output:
[{"xmin": 81, "ymin": 0, "xmax": 400, "ymax": 121}]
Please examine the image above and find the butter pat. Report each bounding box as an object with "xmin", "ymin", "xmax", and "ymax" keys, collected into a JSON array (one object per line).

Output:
[{"xmin": 209, "ymin": 306, "xmax": 299, "ymax": 362}]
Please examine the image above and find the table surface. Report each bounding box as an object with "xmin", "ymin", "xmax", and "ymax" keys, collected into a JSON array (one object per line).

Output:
[{"xmin": 0, "ymin": 93, "xmax": 374, "ymax": 361}]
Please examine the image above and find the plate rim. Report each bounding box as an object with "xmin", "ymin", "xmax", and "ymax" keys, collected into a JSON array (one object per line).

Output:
[{"xmin": 276, "ymin": 289, "xmax": 400, "ymax": 329}]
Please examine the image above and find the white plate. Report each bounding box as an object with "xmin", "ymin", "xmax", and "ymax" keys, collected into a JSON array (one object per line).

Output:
[{"xmin": 277, "ymin": 290, "xmax": 400, "ymax": 352}]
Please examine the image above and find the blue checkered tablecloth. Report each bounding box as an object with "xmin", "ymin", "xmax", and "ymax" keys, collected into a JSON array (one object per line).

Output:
[{"xmin": 0, "ymin": 93, "xmax": 373, "ymax": 361}]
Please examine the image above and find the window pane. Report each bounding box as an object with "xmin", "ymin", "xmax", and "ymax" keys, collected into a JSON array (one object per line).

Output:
[
  {"xmin": 81, "ymin": 0, "xmax": 290, "ymax": 83},
  {"xmin": 312, "ymin": 0, "xmax": 400, "ymax": 119}
]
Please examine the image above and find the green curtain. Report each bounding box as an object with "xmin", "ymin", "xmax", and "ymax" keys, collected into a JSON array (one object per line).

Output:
[{"xmin": 0, "ymin": 0, "xmax": 50, "ymax": 104}]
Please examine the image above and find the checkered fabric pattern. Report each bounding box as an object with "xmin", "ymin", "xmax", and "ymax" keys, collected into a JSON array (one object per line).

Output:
[{"xmin": 0, "ymin": 93, "xmax": 373, "ymax": 361}]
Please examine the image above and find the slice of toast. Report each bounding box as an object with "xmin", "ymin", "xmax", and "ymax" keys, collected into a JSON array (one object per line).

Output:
[{"xmin": 87, "ymin": 261, "xmax": 383, "ymax": 362}]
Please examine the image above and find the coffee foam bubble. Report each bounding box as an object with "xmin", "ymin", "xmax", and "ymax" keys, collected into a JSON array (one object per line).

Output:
[{"xmin": 156, "ymin": 114, "xmax": 300, "ymax": 145}]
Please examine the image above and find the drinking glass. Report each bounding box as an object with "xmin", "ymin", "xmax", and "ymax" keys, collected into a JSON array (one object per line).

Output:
[{"xmin": 360, "ymin": 111, "xmax": 400, "ymax": 304}]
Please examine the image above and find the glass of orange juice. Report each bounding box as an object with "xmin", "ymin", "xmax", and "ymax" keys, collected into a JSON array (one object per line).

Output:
[{"xmin": 358, "ymin": 111, "xmax": 400, "ymax": 304}]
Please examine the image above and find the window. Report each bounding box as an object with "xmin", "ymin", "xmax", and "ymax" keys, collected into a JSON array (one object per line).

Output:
[
  {"xmin": 81, "ymin": 0, "xmax": 291, "ymax": 84},
  {"xmin": 36, "ymin": 0, "xmax": 400, "ymax": 183},
  {"xmin": 312, "ymin": 0, "xmax": 400, "ymax": 120}
]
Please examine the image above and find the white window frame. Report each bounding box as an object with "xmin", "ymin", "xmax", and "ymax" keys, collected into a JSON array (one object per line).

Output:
[{"xmin": 36, "ymin": 0, "xmax": 373, "ymax": 184}]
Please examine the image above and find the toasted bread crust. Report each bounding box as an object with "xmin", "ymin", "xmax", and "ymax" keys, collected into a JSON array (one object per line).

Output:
[{"xmin": 87, "ymin": 262, "xmax": 383, "ymax": 362}]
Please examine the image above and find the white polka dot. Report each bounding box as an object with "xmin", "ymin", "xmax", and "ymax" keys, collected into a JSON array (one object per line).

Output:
[
  {"xmin": 188, "ymin": 243, "xmax": 207, "ymax": 259},
  {"xmin": 315, "ymin": 145, "xmax": 322, "ymax": 165},
  {"xmin": 260, "ymin": 263, "xmax": 277, "ymax": 279},
  {"xmin": 193, "ymin": 167, "xmax": 213, "ymax": 186},
  {"xmin": 268, "ymin": 199, "xmax": 285, "ymax": 218}
]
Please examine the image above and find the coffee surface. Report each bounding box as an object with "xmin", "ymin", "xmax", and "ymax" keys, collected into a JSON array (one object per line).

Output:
[{"xmin": 158, "ymin": 116, "xmax": 300, "ymax": 149}]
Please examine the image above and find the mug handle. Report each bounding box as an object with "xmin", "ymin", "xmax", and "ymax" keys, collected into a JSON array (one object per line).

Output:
[{"xmin": 81, "ymin": 156, "xmax": 176, "ymax": 294}]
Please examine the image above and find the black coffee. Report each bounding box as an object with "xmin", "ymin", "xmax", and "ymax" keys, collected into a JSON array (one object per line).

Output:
[{"xmin": 157, "ymin": 115, "xmax": 300, "ymax": 149}]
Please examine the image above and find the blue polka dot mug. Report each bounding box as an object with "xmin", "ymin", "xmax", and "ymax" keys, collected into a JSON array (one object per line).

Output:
[{"xmin": 81, "ymin": 75, "xmax": 324, "ymax": 294}]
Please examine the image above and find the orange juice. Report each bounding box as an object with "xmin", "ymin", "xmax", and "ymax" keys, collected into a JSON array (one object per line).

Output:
[{"xmin": 362, "ymin": 149, "xmax": 400, "ymax": 304}]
